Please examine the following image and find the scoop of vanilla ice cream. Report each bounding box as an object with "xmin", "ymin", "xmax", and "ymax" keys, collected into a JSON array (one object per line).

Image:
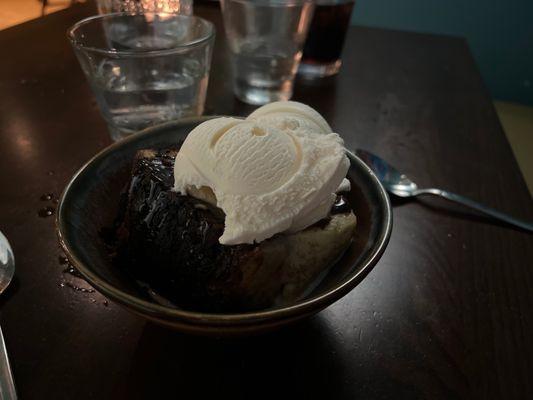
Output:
[
  {"xmin": 247, "ymin": 101, "xmax": 332, "ymax": 134},
  {"xmin": 173, "ymin": 101, "xmax": 350, "ymax": 245},
  {"xmin": 248, "ymin": 101, "xmax": 350, "ymax": 194}
]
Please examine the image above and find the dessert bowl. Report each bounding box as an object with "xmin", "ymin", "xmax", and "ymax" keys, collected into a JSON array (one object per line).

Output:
[{"xmin": 57, "ymin": 117, "xmax": 392, "ymax": 335}]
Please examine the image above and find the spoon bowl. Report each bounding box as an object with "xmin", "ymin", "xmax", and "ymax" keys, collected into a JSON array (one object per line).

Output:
[
  {"xmin": 0, "ymin": 231, "xmax": 14, "ymax": 294},
  {"xmin": 0, "ymin": 230, "xmax": 17, "ymax": 399},
  {"xmin": 354, "ymin": 149, "xmax": 418, "ymax": 197}
]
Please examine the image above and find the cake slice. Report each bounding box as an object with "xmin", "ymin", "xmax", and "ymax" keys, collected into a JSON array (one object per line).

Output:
[{"xmin": 114, "ymin": 149, "xmax": 356, "ymax": 312}]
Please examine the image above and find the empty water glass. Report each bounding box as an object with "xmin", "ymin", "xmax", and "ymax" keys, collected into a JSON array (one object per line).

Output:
[
  {"xmin": 97, "ymin": 0, "xmax": 193, "ymax": 15},
  {"xmin": 220, "ymin": 0, "xmax": 314, "ymax": 105},
  {"xmin": 68, "ymin": 13, "xmax": 214, "ymax": 141}
]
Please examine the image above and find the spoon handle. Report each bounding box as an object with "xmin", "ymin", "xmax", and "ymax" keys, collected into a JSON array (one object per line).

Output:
[
  {"xmin": 416, "ymin": 188, "xmax": 533, "ymax": 232},
  {"xmin": 0, "ymin": 325, "xmax": 17, "ymax": 400}
]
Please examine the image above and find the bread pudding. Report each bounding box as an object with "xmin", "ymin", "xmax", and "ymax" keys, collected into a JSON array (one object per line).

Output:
[{"xmin": 111, "ymin": 102, "xmax": 357, "ymax": 312}]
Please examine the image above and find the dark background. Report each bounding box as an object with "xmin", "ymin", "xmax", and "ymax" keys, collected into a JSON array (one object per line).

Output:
[{"xmin": 352, "ymin": 0, "xmax": 533, "ymax": 105}]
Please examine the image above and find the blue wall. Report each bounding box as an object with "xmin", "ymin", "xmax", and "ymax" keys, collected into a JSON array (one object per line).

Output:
[{"xmin": 351, "ymin": 0, "xmax": 533, "ymax": 105}]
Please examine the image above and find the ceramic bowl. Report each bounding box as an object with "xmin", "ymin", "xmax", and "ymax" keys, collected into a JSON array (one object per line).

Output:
[{"xmin": 57, "ymin": 117, "xmax": 392, "ymax": 335}]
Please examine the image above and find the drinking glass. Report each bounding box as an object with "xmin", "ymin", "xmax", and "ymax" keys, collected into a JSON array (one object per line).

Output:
[
  {"xmin": 220, "ymin": 0, "xmax": 314, "ymax": 105},
  {"xmin": 68, "ymin": 13, "xmax": 215, "ymax": 141},
  {"xmin": 298, "ymin": 0, "xmax": 355, "ymax": 78},
  {"xmin": 97, "ymin": 0, "xmax": 193, "ymax": 16}
]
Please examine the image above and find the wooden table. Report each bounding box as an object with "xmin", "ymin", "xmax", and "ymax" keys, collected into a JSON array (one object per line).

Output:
[{"xmin": 0, "ymin": 2, "xmax": 531, "ymax": 399}]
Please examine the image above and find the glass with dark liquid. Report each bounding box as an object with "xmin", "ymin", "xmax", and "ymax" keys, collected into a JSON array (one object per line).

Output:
[{"xmin": 299, "ymin": 0, "xmax": 355, "ymax": 78}]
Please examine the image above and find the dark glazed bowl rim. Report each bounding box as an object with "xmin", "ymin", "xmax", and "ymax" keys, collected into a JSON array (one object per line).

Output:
[{"xmin": 57, "ymin": 117, "xmax": 392, "ymax": 327}]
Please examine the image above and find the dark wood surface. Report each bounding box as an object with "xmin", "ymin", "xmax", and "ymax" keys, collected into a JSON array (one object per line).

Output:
[{"xmin": 0, "ymin": 2, "xmax": 532, "ymax": 399}]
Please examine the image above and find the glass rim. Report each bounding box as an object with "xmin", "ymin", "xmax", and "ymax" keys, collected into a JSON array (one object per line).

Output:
[
  {"xmin": 67, "ymin": 12, "xmax": 215, "ymax": 57},
  {"xmin": 221, "ymin": 0, "xmax": 313, "ymax": 6}
]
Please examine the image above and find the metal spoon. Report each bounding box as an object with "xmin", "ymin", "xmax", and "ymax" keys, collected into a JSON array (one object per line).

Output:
[
  {"xmin": 0, "ymin": 231, "xmax": 17, "ymax": 400},
  {"xmin": 355, "ymin": 149, "xmax": 533, "ymax": 233}
]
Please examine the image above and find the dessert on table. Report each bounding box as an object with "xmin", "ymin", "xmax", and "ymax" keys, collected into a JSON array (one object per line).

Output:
[{"xmin": 112, "ymin": 101, "xmax": 357, "ymax": 312}]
